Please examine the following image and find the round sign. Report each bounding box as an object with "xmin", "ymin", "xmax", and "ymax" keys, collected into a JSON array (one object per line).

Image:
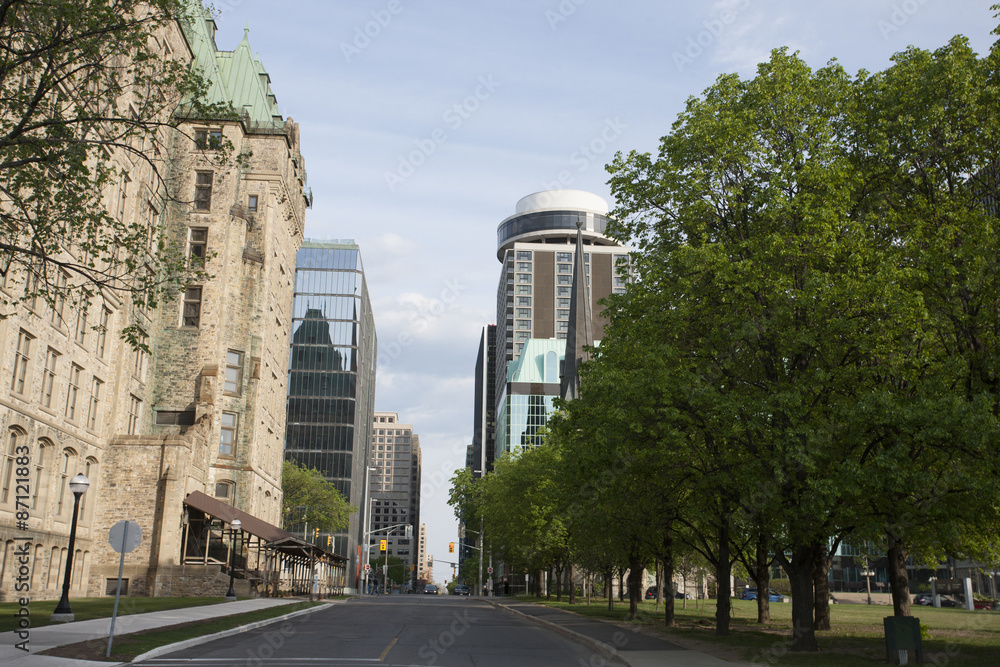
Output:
[
  {"xmin": 487, "ymin": 567, "xmax": 494, "ymax": 574},
  {"xmin": 109, "ymin": 520, "xmax": 142, "ymax": 553},
  {"xmin": 364, "ymin": 563, "xmax": 371, "ymax": 571}
]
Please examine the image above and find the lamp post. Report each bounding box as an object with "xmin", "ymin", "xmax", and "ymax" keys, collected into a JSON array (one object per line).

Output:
[
  {"xmin": 51, "ymin": 474, "xmax": 89, "ymax": 622},
  {"xmin": 225, "ymin": 518, "xmax": 242, "ymax": 601},
  {"xmin": 362, "ymin": 465, "xmax": 377, "ymax": 594}
]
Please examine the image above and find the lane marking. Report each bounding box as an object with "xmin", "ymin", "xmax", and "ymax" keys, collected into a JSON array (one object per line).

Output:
[{"xmin": 379, "ymin": 636, "xmax": 398, "ymax": 661}]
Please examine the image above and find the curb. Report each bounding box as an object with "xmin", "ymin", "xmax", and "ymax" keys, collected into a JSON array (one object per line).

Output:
[
  {"xmin": 487, "ymin": 599, "xmax": 632, "ymax": 666},
  {"xmin": 127, "ymin": 600, "xmax": 340, "ymax": 664}
]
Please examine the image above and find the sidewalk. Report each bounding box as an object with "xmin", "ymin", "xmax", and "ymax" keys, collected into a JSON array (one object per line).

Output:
[
  {"xmin": 490, "ymin": 599, "xmax": 752, "ymax": 667},
  {"xmin": 0, "ymin": 597, "xmax": 315, "ymax": 666}
]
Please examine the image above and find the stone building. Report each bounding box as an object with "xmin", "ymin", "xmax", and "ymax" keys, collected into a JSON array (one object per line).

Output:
[{"xmin": 0, "ymin": 2, "xmax": 312, "ymax": 600}]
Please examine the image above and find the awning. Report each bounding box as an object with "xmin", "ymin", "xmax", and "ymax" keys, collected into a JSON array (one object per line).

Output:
[{"xmin": 184, "ymin": 490, "xmax": 293, "ymax": 543}]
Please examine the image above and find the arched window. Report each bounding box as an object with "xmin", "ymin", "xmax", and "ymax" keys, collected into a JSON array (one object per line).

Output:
[
  {"xmin": 56, "ymin": 448, "xmax": 77, "ymax": 517},
  {"xmin": 544, "ymin": 351, "xmax": 558, "ymax": 384},
  {"xmin": 47, "ymin": 546, "xmax": 60, "ymax": 590},
  {"xmin": 1, "ymin": 428, "xmax": 25, "ymax": 504},
  {"xmin": 31, "ymin": 439, "xmax": 51, "ymax": 511},
  {"xmin": 0, "ymin": 540, "xmax": 13, "ymax": 585},
  {"xmin": 31, "ymin": 544, "xmax": 44, "ymax": 591},
  {"xmin": 214, "ymin": 480, "xmax": 234, "ymax": 502},
  {"xmin": 80, "ymin": 456, "xmax": 98, "ymax": 519}
]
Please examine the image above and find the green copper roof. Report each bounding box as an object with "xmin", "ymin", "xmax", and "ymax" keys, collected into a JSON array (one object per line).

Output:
[{"xmin": 181, "ymin": 2, "xmax": 284, "ymax": 126}]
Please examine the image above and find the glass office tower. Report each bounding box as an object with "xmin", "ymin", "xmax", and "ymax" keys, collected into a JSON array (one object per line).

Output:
[{"xmin": 286, "ymin": 240, "xmax": 377, "ymax": 591}]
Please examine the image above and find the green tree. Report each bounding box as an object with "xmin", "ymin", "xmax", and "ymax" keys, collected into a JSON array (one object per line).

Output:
[
  {"xmin": 605, "ymin": 34, "xmax": 1000, "ymax": 651},
  {"xmin": 0, "ymin": 0, "xmax": 235, "ymax": 346},
  {"xmin": 281, "ymin": 460, "xmax": 355, "ymax": 534}
]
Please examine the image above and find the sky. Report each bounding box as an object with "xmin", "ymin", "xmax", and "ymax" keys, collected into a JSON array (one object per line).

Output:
[{"xmin": 209, "ymin": 0, "xmax": 997, "ymax": 584}]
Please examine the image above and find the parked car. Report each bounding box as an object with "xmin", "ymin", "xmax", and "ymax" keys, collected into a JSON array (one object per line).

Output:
[
  {"xmin": 453, "ymin": 584, "xmax": 470, "ymax": 596},
  {"xmin": 741, "ymin": 588, "xmax": 784, "ymax": 602},
  {"xmin": 644, "ymin": 586, "xmax": 693, "ymax": 600},
  {"xmin": 424, "ymin": 584, "xmax": 439, "ymax": 595},
  {"xmin": 915, "ymin": 593, "xmax": 961, "ymax": 607}
]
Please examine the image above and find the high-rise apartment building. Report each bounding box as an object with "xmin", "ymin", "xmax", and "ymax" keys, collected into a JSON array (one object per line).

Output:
[
  {"xmin": 492, "ymin": 191, "xmax": 629, "ymax": 457},
  {"xmin": 286, "ymin": 240, "xmax": 377, "ymax": 590},
  {"xmin": 369, "ymin": 412, "xmax": 421, "ymax": 586}
]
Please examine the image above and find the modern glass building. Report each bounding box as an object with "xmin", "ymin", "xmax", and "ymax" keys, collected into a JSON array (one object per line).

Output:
[
  {"xmin": 495, "ymin": 339, "xmax": 566, "ymax": 456},
  {"xmin": 285, "ymin": 240, "xmax": 377, "ymax": 591}
]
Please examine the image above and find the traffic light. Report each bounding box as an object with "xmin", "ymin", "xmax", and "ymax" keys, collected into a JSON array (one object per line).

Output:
[
  {"xmin": 380, "ymin": 539, "xmax": 387, "ymax": 552},
  {"xmin": 326, "ymin": 535, "xmax": 332, "ymax": 548},
  {"xmin": 448, "ymin": 542, "xmax": 455, "ymax": 553},
  {"xmin": 314, "ymin": 528, "xmax": 320, "ymax": 540}
]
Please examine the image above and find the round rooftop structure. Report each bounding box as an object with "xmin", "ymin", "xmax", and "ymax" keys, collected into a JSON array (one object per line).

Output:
[
  {"xmin": 514, "ymin": 190, "xmax": 609, "ymax": 216},
  {"xmin": 497, "ymin": 190, "xmax": 616, "ymax": 260}
]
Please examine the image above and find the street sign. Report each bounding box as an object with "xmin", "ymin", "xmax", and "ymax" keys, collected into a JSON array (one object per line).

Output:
[
  {"xmin": 107, "ymin": 520, "xmax": 142, "ymax": 657},
  {"xmin": 364, "ymin": 563, "xmax": 371, "ymax": 572},
  {"xmin": 488, "ymin": 567, "xmax": 494, "ymax": 574},
  {"xmin": 109, "ymin": 520, "xmax": 142, "ymax": 553}
]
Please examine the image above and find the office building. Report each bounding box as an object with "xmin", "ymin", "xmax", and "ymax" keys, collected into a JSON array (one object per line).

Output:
[
  {"xmin": 470, "ymin": 325, "xmax": 497, "ymax": 475},
  {"xmin": 286, "ymin": 240, "xmax": 378, "ymax": 591},
  {"xmin": 369, "ymin": 412, "xmax": 421, "ymax": 586}
]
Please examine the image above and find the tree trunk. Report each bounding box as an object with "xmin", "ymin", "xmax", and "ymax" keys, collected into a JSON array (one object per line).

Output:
[
  {"xmin": 628, "ymin": 553, "xmax": 644, "ymax": 620},
  {"xmin": 663, "ymin": 532, "xmax": 676, "ymax": 628},
  {"xmin": 715, "ymin": 516, "xmax": 732, "ymax": 636},
  {"xmin": 887, "ymin": 533, "xmax": 912, "ymax": 617},
  {"xmin": 784, "ymin": 544, "xmax": 818, "ymax": 652},
  {"xmin": 754, "ymin": 533, "xmax": 772, "ymax": 624},
  {"xmin": 618, "ymin": 568, "xmax": 625, "ymax": 601},
  {"xmin": 607, "ymin": 568, "xmax": 614, "ymax": 611},
  {"xmin": 554, "ymin": 565, "xmax": 562, "ymax": 601},
  {"xmin": 813, "ymin": 541, "xmax": 831, "ymax": 631},
  {"xmin": 568, "ymin": 564, "xmax": 576, "ymax": 604}
]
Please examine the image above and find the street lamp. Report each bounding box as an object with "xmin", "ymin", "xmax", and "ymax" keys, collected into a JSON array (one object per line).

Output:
[
  {"xmin": 362, "ymin": 465, "xmax": 378, "ymax": 594},
  {"xmin": 51, "ymin": 474, "xmax": 89, "ymax": 622},
  {"xmin": 225, "ymin": 518, "xmax": 242, "ymax": 600}
]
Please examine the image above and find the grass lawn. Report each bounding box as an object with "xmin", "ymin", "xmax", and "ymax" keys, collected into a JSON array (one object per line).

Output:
[
  {"xmin": 0, "ymin": 596, "xmax": 227, "ymax": 633},
  {"xmin": 518, "ymin": 596, "xmax": 1000, "ymax": 665},
  {"xmin": 40, "ymin": 600, "xmax": 326, "ymax": 662}
]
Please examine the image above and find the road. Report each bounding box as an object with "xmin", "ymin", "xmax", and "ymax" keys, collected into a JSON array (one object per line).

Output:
[{"xmin": 143, "ymin": 595, "xmax": 627, "ymax": 666}]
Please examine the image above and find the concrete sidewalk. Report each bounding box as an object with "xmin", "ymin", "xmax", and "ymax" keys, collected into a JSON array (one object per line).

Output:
[
  {"xmin": 0, "ymin": 597, "xmax": 313, "ymax": 666},
  {"xmin": 490, "ymin": 598, "xmax": 752, "ymax": 666}
]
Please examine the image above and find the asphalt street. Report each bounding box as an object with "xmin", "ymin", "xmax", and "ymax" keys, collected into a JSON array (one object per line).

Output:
[{"xmin": 143, "ymin": 595, "xmax": 628, "ymax": 667}]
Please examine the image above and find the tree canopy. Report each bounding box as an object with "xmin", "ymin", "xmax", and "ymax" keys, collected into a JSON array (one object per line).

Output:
[
  {"xmin": 0, "ymin": 0, "xmax": 235, "ymax": 346},
  {"xmin": 281, "ymin": 460, "xmax": 356, "ymax": 535}
]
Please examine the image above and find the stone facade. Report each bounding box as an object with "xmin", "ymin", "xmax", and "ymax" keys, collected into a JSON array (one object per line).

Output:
[{"xmin": 0, "ymin": 2, "xmax": 306, "ymax": 600}]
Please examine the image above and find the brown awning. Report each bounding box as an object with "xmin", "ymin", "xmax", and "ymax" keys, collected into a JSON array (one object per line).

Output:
[{"xmin": 184, "ymin": 490, "xmax": 293, "ymax": 543}]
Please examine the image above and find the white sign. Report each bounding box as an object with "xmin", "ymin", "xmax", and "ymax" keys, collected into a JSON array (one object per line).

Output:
[
  {"xmin": 364, "ymin": 563, "xmax": 371, "ymax": 571},
  {"xmin": 109, "ymin": 520, "xmax": 142, "ymax": 553},
  {"xmin": 488, "ymin": 567, "xmax": 494, "ymax": 574}
]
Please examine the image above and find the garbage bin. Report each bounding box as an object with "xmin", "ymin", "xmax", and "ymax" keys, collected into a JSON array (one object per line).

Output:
[{"xmin": 884, "ymin": 616, "xmax": 923, "ymax": 665}]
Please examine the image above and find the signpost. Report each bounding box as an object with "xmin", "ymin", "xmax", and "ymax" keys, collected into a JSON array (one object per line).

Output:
[{"xmin": 107, "ymin": 520, "xmax": 142, "ymax": 657}]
